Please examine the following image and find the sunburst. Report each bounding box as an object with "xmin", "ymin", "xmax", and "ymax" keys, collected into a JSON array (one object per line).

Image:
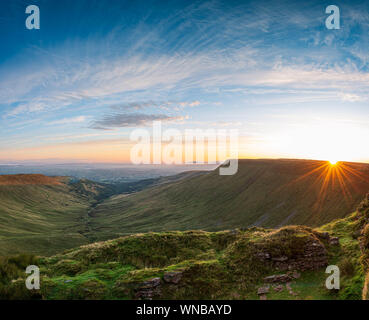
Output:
[{"xmin": 276, "ymin": 160, "xmax": 369, "ymax": 213}]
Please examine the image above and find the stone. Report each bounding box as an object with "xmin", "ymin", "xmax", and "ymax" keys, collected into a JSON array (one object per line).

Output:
[
  {"xmin": 163, "ymin": 271, "xmax": 183, "ymax": 284},
  {"xmin": 229, "ymin": 229, "xmax": 239, "ymax": 235},
  {"xmin": 291, "ymin": 271, "xmax": 301, "ymax": 279},
  {"xmin": 140, "ymin": 277, "xmax": 161, "ymax": 289},
  {"xmin": 256, "ymin": 252, "xmax": 271, "ymax": 260},
  {"xmin": 257, "ymin": 286, "xmax": 270, "ymax": 295},
  {"xmin": 264, "ymin": 274, "xmax": 292, "ymax": 283},
  {"xmin": 135, "ymin": 277, "xmax": 161, "ymax": 300},
  {"xmin": 272, "ymin": 256, "xmax": 288, "ymax": 262},
  {"xmin": 329, "ymin": 237, "xmax": 340, "ymax": 246},
  {"xmin": 320, "ymin": 232, "xmax": 330, "ymax": 239},
  {"xmin": 274, "ymin": 284, "xmax": 284, "ymax": 292},
  {"xmin": 286, "ymin": 282, "xmax": 292, "ymax": 290},
  {"xmin": 272, "ymin": 239, "xmax": 328, "ymax": 271}
]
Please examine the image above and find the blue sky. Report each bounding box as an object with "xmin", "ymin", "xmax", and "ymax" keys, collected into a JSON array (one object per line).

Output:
[{"xmin": 1, "ymin": 0, "xmax": 369, "ymax": 163}]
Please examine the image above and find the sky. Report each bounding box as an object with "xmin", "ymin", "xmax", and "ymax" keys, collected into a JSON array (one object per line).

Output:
[{"xmin": 1, "ymin": 0, "xmax": 369, "ymax": 164}]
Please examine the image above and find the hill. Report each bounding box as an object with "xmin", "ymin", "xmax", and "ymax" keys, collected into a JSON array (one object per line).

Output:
[
  {"xmin": 87, "ymin": 159, "xmax": 369, "ymax": 239},
  {"xmin": 1, "ymin": 195, "xmax": 367, "ymax": 300},
  {"xmin": 0, "ymin": 171, "xmax": 208, "ymax": 256},
  {"xmin": 0, "ymin": 174, "xmax": 64, "ymax": 185},
  {"xmin": 0, "ymin": 175, "xmax": 113, "ymax": 256}
]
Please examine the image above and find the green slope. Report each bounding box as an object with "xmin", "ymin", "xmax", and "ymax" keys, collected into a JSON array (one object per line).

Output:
[
  {"xmin": 0, "ymin": 172, "xmax": 206, "ymax": 255},
  {"xmin": 0, "ymin": 175, "xmax": 111, "ymax": 256},
  {"xmin": 1, "ymin": 206, "xmax": 365, "ymax": 300},
  {"xmin": 88, "ymin": 159, "xmax": 369, "ymax": 239}
]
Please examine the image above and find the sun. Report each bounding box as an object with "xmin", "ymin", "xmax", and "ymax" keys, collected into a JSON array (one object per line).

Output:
[{"xmin": 329, "ymin": 160, "xmax": 339, "ymax": 166}]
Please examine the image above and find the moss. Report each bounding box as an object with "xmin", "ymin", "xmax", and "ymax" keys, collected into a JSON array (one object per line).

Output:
[
  {"xmin": 0, "ymin": 279, "xmax": 42, "ymax": 300},
  {"xmin": 73, "ymin": 279, "xmax": 107, "ymax": 300},
  {"xmin": 52, "ymin": 259, "xmax": 83, "ymax": 276},
  {"xmin": 339, "ymin": 257, "xmax": 355, "ymax": 277},
  {"xmin": 4, "ymin": 210, "xmax": 369, "ymax": 300}
]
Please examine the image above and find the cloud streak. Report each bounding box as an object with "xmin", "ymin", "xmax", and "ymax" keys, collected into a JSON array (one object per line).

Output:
[
  {"xmin": 48, "ymin": 116, "xmax": 87, "ymax": 125},
  {"xmin": 2, "ymin": 0, "xmax": 369, "ymax": 118},
  {"xmin": 90, "ymin": 113, "xmax": 188, "ymax": 130}
]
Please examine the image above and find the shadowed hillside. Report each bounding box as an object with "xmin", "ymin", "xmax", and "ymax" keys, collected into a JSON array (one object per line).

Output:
[
  {"xmin": 0, "ymin": 175, "xmax": 113, "ymax": 256},
  {"xmin": 0, "ymin": 171, "xmax": 207, "ymax": 255},
  {"xmin": 0, "ymin": 174, "xmax": 64, "ymax": 186},
  {"xmin": 88, "ymin": 159, "xmax": 369, "ymax": 239}
]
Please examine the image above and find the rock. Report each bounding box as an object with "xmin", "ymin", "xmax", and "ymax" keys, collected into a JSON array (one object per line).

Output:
[
  {"xmin": 272, "ymin": 256, "xmax": 288, "ymax": 262},
  {"xmin": 286, "ymin": 282, "xmax": 292, "ymax": 291},
  {"xmin": 256, "ymin": 252, "xmax": 271, "ymax": 260},
  {"xmin": 163, "ymin": 271, "xmax": 183, "ymax": 284},
  {"xmin": 257, "ymin": 286, "xmax": 270, "ymax": 295},
  {"xmin": 135, "ymin": 277, "xmax": 161, "ymax": 300},
  {"xmin": 229, "ymin": 229, "xmax": 239, "ymax": 235},
  {"xmin": 272, "ymin": 239, "xmax": 328, "ymax": 271},
  {"xmin": 329, "ymin": 237, "xmax": 340, "ymax": 246},
  {"xmin": 320, "ymin": 232, "xmax": 330, "ymax": 239},
  {"xmin": 140, "ymin": 277, "xmax": 161, "ymax": 289},
  {"xmin": 291, "ymin": 271, "xmax": 301, "ymax": 279},
  {"xmin": 264, "ymin": 274, "xmax": 292, "ymax": 283},
  {"xmin": 259, "ymin": 294, "xmax": 267, "ymax": 300},
  {"xmin": 274, "ymin": 284, "xmax": 284, "ymax": 292}
]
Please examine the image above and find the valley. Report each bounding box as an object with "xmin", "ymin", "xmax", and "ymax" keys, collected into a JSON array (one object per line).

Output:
[
  {"xmin": 87, "ymin": 159, "xmax": 369, "ymax": 239},
  {"xmin": 1, "ymin": 159, "xmax": 369, "ymax": 300}
]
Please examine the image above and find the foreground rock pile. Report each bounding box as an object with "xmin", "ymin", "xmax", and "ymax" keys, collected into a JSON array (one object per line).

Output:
[{"xmin": 254, "ymin": 228, "xmax": 337, "ymax": 271}]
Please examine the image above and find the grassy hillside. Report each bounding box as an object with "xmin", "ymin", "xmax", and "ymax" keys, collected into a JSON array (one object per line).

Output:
[
  {"xmin": 0, "ymin": 205, "xmax": 366, "ymax": 300},
  {"xmin": 88, "ymin": 159, "xmax": 369, "ymax": 239},
  {"xmin": 1, "ymin": 160, "xmax": 368, "ymax": 256},
  {"xmin": 0, "ymin": 175, "xmax": 112, "ymax": 256},
  {"xmin": 0, "ymin": 172, "xmax": 208, "ymax": 256}
]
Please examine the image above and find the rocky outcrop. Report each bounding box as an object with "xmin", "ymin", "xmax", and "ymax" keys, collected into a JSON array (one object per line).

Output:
[
  {"xmin": 264, "ymin": 274, "xmax": 292, "ymax": 283},
  {"xmin": 273, "ymin": 239, "xmax": 328, "ymax": 271},
  {"xmin": 257, "ymin": 286, "xmax": 270, "ymax": 295},
  {"xmin": 256, "ymin": 232, "xmax": 329, "ymax": 271},
  {"xmin": 329, "ymin": 237, "xmax": 340, "ymax": 246},
  {"xmin": 135, "ymin": 278, "xmax": 161, "ymax": 300},
  {"xmin": 273, "ymin": 284, "xmax": 284, "ymax": 292},
  {"xmin": 163, "ymin": 271, "xmax": 183, "ymax": 284}
]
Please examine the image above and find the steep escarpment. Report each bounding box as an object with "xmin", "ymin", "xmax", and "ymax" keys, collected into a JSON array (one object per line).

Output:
[{"xmin": 89, "ymin": 159, "xmax": 369, "ymax": 239}]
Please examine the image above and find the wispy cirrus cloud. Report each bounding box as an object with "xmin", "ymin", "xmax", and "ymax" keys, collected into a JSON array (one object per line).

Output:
[
  {"xmin": 3, "ymin": 0, "xmax": 369, "ymax": 120},
  {"xmin": 110, "ymin": 100, "xmax": 201, "ymax": 111},
  {"xmin": 1, "ymin": 0, "xmax": 369, "ymax": 163},
  {"xmin": 48, "ymin": 116, "xmax": 87, "ymax": 125},
  {"xmin": 90, "ymin": 113, "xmax": 189, "ymax": 130}
]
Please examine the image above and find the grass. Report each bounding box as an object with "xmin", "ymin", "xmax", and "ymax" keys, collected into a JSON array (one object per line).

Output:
[
  {"xmin": 0, "ymin": 176, "xmax": 115, "ymax": 256},
  {"xmin": 1, "ymin": 167, "xmax": 369, "ymax": 300},
  {"xmin": 1, "ymin": 221, "xmax": 364, "ymax": 300},
  {"xmin": 87, "ymin": 159, "xmax": 369, "ymax": 240},
  {"xmin": 2, "ymin": 159, "xmax": 369, "ymax": 256}
]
